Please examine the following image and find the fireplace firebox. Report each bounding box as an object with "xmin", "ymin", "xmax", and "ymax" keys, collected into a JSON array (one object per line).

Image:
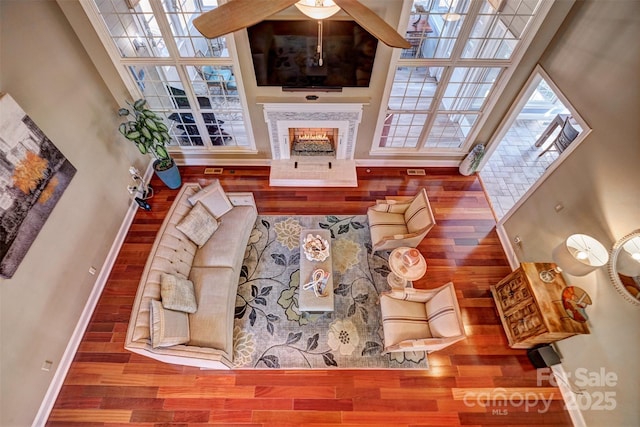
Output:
[
  {"xmin": 289, "ymin": 128, "xmax": 337, "ymax": 157},
  {"xmin": 262, "ymin": 102, "xmax": 363, "ymax": 161}
]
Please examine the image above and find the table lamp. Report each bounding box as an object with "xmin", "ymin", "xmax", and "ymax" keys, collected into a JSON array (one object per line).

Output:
[{"xmin": 552, "ymin": 233, "xmax": 609, "ymax": 276}]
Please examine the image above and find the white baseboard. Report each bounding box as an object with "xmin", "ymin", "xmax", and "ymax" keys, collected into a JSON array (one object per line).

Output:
[
  {"xmin": 31, "ymin": 165, "xmax": 153, "ymax": 427},
  {"xmin": 355, "ymin": 159, "xmax": 460, "ymax": 167},
  {"xmin": 176, "ymin": 157, "xmax": 268, "ymax": 167},
  {"xmin": 552, "ymin": 364, "xmax": 587, "ymax": 427},
  {"xmin": 495, "ymin": 223, "xmax": 519, "ymax": 270},
  {"xmin": 173, "ymin": 157, "xmax": 460, "ymax": 168}
]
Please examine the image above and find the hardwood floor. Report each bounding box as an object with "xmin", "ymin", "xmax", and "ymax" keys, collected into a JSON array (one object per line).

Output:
[{"xmin": 46, "ymin": 166, "xmax": 572, "ymax": 426}]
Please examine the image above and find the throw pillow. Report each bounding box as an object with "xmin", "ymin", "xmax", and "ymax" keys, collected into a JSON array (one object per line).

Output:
[
  {"xmin": 425, "ymin": 285, "xmax": 462, "ymax": 338},
  {"xmin": 188, "ymin": 180, "xmax": 233, "ymax": 219},
  {"xmin": 149, "ymin": 300, "xmax": 190, "ymax": 348},
  {"xmin": 176, "ymin": 202, "xmax": 219, "ymax": 247},
  {"xmin": 160, "ymin": 273, "xmax": 198, "ymax": 313}
]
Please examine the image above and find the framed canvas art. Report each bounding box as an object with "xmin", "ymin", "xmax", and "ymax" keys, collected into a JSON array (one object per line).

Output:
[{"xmin": 0, "ymin": 93, "xmax": 77, "ymax": 278}]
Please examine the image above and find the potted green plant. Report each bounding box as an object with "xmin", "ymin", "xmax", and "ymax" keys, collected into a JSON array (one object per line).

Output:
[
  {"xmin": 459, "ymin": 144, "xmax": 486, "ymax": 176},
  {"xmin": 118, "ymin": 99, "xmax": 181, "ymax": 189}
]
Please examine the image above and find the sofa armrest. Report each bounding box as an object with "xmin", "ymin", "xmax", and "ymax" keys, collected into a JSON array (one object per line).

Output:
[
  {"xmin": 381, "ymin": 287, "xmax": 437, "ymax": 303},
  {"xmin": 377, "ymin": 231, "xmax": 420, "ymax": 243},
  {"xmin": 382, "ymin": 335, "xmax": 465, "ymax": 354},
  {"xmin": 392, "ymin": 233, "xmax": 409, "ymax": 239}
]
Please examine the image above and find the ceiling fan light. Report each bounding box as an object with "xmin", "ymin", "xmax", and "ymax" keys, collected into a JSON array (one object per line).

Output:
[{"xmin": 295, "ymin": 0, "xmax": 340, "ymax": 20}]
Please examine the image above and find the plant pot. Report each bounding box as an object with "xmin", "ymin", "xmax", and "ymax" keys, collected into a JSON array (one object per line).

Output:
[
  {"xmin": 154, "ymin": 159, "xmax": 181, "ymax": 189},
  {"xmin": 459, "ymin": 144, "xmax": 485, "ymax": 176}
]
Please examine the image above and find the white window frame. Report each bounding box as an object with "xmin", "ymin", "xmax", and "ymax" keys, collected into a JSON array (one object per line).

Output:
[
  {"xmin": 370, "ymin": 0, "xmax": 555, "ymax": 157},
  {"xmin": 79, "ymin": 0, "xmax": 257, "ymax": 154},
  {"xmin": 491, "ymin": 64, "xmax": 591, "ymax": 267}
]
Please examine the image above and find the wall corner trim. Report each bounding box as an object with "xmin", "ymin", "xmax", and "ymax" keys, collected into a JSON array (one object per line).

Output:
[{"xmin": 552, "ymin": 364, "xmax": 587, "ymax": 427}]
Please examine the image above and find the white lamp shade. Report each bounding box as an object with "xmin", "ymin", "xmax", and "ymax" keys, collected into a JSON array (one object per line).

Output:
[
  {"xmin": 552, "ymin": 233, "xmax": 609, "ymax": 276},
  {"xmin": 295, "ymin": 0, "xmax": 340, "ymax": 19}
]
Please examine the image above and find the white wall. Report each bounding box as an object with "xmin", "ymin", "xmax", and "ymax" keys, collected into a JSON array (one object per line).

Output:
[
  {"xmin": 0, "ymin": 1, "xmax": 143, "ymax": 425},
  {"xmin": 502, "ymin": 1, "xmax": 640, "ymax": 425}
]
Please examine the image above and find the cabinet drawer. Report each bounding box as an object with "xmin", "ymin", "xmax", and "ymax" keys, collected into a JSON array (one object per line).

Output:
[
  {"xmin": 503, "ymin": 303, "xmax": 546, "ymax": 342},
  {"xmin": 494, "ymin": 271, "xmax": 532, "ymax": 313}
]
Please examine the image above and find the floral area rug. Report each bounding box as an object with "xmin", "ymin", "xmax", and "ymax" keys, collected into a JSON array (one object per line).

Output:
[{"xmin": 232, "ymin": 215, "xmax": 429, "ymax": 369}]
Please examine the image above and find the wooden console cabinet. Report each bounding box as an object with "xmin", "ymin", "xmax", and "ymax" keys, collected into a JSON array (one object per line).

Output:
[{"xmin": 490, "ymin": 262, "xmax": 589, "ymax": 349}]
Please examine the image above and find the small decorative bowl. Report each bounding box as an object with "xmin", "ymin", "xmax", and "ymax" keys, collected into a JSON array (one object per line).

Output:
[
  {"xmin": 402, "ymin": 248, "xmax": 421, "ymax": 267},
  {"xmin": 303, "ymin": 234, "xmax": 330, "ymax": 262}
]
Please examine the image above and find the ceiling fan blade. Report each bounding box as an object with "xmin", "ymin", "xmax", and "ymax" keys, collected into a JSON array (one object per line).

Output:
[
  {"xmin": 333, "ymin": 0, "xmax": 411, "ymax": 49},
  {"xmin": 194, "ymin": 0, "xmax": 299, "ymax": 39}
]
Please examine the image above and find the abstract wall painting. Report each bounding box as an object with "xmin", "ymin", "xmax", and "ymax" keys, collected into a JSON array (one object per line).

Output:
[{"xmin": 0, "ymin": 93, "xmax": 77, "ymax": 278}]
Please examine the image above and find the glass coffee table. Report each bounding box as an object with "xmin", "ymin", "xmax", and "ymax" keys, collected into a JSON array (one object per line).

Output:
[{"xmin": 298, "ymin": 229, "xmax": 334, "ymax": 313}]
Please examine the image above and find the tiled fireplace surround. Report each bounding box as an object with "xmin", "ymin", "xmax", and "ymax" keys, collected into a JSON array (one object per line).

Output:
[{"xmin": 262, "ymin": 103, "xmax": 363, "ymax": 160}]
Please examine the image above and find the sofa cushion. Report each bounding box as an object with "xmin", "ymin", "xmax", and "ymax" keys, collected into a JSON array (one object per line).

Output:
[
  {"xmin": 160, "ymin": 273, "xmax": 198, "ymax": 313},
  {"xmin": 176, "ymin": 202, "xmax": 220, "ymax": 247},
  {"xmin": 380, "ymin": 294, "xmax": 431, "ymax": 348},
  {"xmin": 188, "ymin": 266, "xmax": 238, "ymax": 355},
  {"xmin": 425, "ymin": 285, "xmax": 462, "ymax": 338},
  {"xmin": 150, "ymin": 300, "xmax": 190, "ymax": 348},
  {"xmin": 192, "ymin": 205, "xmax": 257, "ymax": 269},
  {"xmin": 188, "ymin": 180, "xmax": 233, "ymax": 219}
]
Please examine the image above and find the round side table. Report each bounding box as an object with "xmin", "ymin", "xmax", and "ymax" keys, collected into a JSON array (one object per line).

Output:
[{"xmin": 387, "ymin": 247, "xmax": 427, "ymax": 289}]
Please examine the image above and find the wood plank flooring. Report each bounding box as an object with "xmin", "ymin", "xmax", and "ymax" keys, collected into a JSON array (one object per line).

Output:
[{"xmin": 46, "ymin": 166, "xmax": 572, "ymax": 426}]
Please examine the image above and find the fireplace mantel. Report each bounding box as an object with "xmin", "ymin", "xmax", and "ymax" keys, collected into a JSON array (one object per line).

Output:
[
  {"xmin": 261, "ymin": 102, "xmax": 363, "ymax": 187},
  {"xmin": 262, "ymin": 102, "xmax": 364, "ymax": 161}
]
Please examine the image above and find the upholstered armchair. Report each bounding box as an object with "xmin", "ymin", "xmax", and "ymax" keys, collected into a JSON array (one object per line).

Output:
[
  {"xmin": 367, "ymin": 188, "xmax": 436, "ymax": 252},
  {"xmin": 379, "ymin": 282, "xmax": 466, "ymax": 354}
]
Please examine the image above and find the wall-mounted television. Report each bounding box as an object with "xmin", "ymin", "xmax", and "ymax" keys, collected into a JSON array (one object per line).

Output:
[{"xmin": 247, "ymin": 20, "xmax": 378, "ymax": 89}]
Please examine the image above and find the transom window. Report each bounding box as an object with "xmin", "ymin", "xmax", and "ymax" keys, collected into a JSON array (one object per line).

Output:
[{"xmin": 376, "ymin": 0, "xmax": 546, "ymax": 153}]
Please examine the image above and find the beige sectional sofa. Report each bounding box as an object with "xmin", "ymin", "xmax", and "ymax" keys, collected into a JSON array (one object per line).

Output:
[{"xmin": 125, "ymin": 182, "xmax": 257, "ymax": 369}]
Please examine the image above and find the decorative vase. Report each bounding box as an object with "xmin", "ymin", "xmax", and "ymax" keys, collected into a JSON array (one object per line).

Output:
[
  {"xmin": 154, "ymin": 159, "xmax": 182, "ymax": 189},
  {"xmin": 459, "ymin": 144, "xmax": 485, "ymax": 176}
]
